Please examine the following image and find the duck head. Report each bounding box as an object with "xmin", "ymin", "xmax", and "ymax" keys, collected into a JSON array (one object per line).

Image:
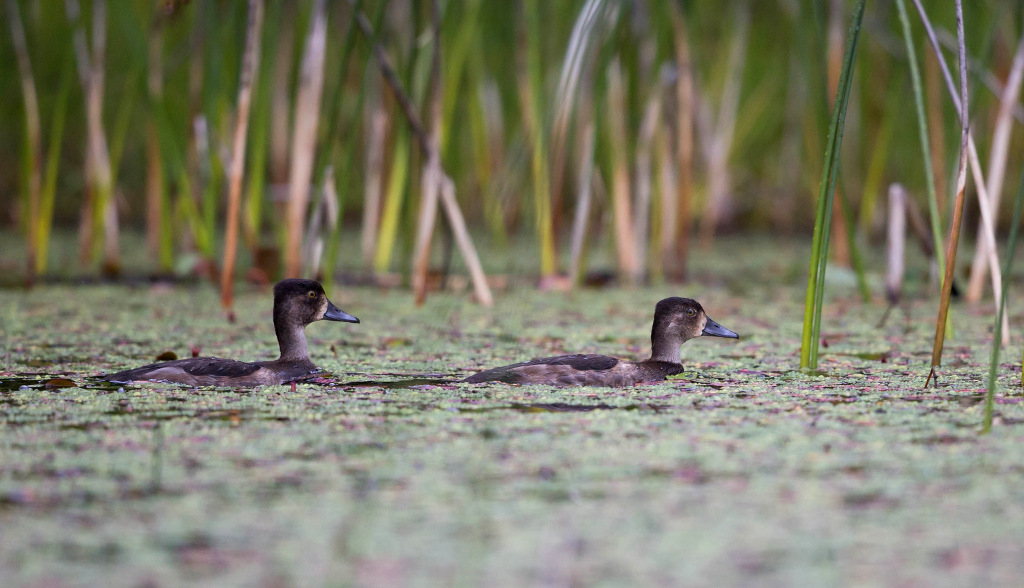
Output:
[
  {"xmin": 273, "ymin": 279, "xmax": 358, "ymax": 360},
  {"xmin": 650, "ymin": 297, "xmax": 738, "ymax": 363},
  {"xmin": 274, "ymin": 279, "xmax": 359, "ymax": 325}
]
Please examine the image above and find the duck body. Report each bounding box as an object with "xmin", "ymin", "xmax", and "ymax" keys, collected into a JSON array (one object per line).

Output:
[
  {"xmin": 464, "ymin": 297, "xmax": 737, "ymax": 387},
  {"xmin": 102, "ymin": 279, "xmax": 359, "ymax": 387},
  {"xmin": 103, "ymin": 357, "xmax": 319, "ymax": 387},
  {"xmin": 464, "ymin": 354, "xmax": 683, "ymax": 387}
]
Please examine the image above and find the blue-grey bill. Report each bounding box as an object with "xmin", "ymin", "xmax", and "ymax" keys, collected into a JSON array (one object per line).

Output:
[
  {"xmin": 324, "ymin": 301, "xmax": 360, "ymax": 323},
  {"xmin": 702, "ymin": 318, "xmax": 738, "ymax": 338}
]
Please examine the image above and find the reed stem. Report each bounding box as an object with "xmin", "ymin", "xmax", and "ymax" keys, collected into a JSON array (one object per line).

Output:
[
  {"xmin": 799, "ymin": 0, "xmax": 865, "ymax": 370},
  {"xmin": 221, "ymin": 0, "xmax": 264, "ymax": 310},
  {"xmin": 982, "ymin": 165, "xmax": 1024, "ymax": 433},
  {"xmin": 925, "ymin": 0, "xmax": 969, "ymax": 387}
]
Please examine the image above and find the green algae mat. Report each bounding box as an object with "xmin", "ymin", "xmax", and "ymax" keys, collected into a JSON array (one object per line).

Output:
[{"xmin": 3, "ymin": 251, "xmax": 1024, "ymax": 585}]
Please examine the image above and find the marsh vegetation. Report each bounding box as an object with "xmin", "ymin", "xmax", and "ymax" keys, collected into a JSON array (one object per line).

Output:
[{"xmin": 3, "ymin": 0, "xmax": 1024, "ymax": 584}]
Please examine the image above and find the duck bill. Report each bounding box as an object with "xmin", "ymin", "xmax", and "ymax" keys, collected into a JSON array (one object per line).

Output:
[
  {"xmin": 324, "ymin": 301, "xmax": 360, "ymax": 323},
  {"xmin": 702, "ymin": 318, "xmax": 738, "ymax": 338}
]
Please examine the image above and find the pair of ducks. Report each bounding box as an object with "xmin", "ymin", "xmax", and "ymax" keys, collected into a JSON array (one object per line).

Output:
[{"xmin": 104, "ymin": 279, "xmax": 738, "ymax": 388}]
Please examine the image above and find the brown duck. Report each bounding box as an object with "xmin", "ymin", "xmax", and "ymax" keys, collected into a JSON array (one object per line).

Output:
[
  {"xmin": 464, "ymin": 297, "xmax": 737, "ymax": 387},
  {"xmin": 102, "ymin": 279, "xmax": 359, "ymax": 386}
]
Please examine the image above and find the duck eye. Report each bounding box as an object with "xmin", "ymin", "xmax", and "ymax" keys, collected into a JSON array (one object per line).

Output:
[
  {"xmin": 307, "ymin": 291, "xmax": 317, "ymax": 298},
  {"xmin": 686, "ymin": 309, "xmax": 696, "ymax": 317}
]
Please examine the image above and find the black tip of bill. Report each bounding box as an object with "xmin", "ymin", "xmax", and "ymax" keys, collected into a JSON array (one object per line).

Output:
[
  {"xmin": 324, "ymin": 301, "xmax": 360, "ymax": 323},
  {"xmin": 702, "ymin": 318, "xmax": 738, "ymax": 339}
]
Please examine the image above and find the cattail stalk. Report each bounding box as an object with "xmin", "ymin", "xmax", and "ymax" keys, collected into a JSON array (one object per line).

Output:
[
  {"xmin": 284, "ymin": 0, "xmax": 327, "ymax": 277},
  {"xmin": 220, "ymin": 0, "xmax": 264, "ymax": 309}
]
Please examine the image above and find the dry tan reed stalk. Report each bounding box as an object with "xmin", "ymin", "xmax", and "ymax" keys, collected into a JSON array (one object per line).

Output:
[
  {"xmin": 656, "ymin": 126, "xmax": 675, "ymax": 278},
  {"xmin": 361, "ymin": 105, "xmax": 387, "ymax": 269},
  {"xmin": 913, "ymin": 0, "xmax": 1013, "ymax": 346},
  {"xmin": 283, "ymin": 0, "xmax": 327, "ymax": 278},
  {"xmin": 411, "ymin": 0, "xmax": 444, "ymax": 305},
  {"xmin": 606, "ymin": 58, "xmax": 637, "ymax": 283},
  {"xmin": 550, "ymin": 0, "xmax": 605, "ymax": 236},
  {"xmin": 220, "ymin": 0, "xmax": 265, "ymax": 310},
  {"xmin": 886, "ymin": 184, "xmax": 907, "ymax": 303},
  {"xmin": 926, "ymin": 0, "xmax": 968, "ymax": 386},
  {"xmin": 633, "ymin": 94, "xmax": 662, "ymax": 283},
  {"xmin": 145, "ymin": 23, "xmax": 165, "ymax": 261},
  {"xmin": 349, "ymin": 0, "xmax": 492, "ymax": 306},
  {"xmin": 966, "ymin": 144, "xmax": 1011, "ymax": 345},
  {"xmin": 65, "ymin": 0, "xmax": 117, "ymax": 273},
  {"xmin": 966, "ymin": 36, "xmax": 1024, "ymax": 303},
  {"xmin": 63, "ymin": 2, "xmax": 104, "ymax": 262},
  {"xmin": 6, "ymin": 0, "xmax": 41, "ymax": 279},
  {"xmin": 303, "ymin": 166, "xmax": 338, "ymax": 278},
  {"xmin": 695, "ymin": 5, "xmax": 749, "ymax": 246},
  {"xmin": 668, "ymin": 2, "xmax": 693, "ymax": 280},
  {"xmin": 933, "ymin": 29, "xmax": 1024, "ymax": 125},
  {"xmin": 89, "ymin": 0, "xmax": 117, "ymax": 273},
  {"xmin": 269, "ymin": 16, "xmax": 293, "ymax": 186},
  {"xmin": 568, "ymin": 124, "xmax": 596, "ymax": 286}
]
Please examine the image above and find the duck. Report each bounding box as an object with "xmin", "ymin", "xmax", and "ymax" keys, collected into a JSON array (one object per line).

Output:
[
  {"xmin": 464, "ymin": 297, "xmax": 737, "ymax": 387},
  {"xmin": 102, "ymin": 279, "xmax": 359, "ymax": 386}
]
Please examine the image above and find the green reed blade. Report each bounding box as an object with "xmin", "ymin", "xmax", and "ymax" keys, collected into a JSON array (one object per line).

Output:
[{"xmin": 801, "ymin": 0, "xmax": 865, "ymax": 370}]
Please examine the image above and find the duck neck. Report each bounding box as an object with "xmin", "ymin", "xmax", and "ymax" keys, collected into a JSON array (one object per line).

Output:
[
  {"xmin": 274, "ymin": 313, "xmax": 309, "ymax": 362},
  {"xmin": 649, "ymin": 323, "xmax": 683, "ymax": 364}
]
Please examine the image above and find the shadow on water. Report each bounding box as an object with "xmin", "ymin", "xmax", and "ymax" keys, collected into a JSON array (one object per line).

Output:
[
  {"xmin": 460, "ymin": 402, "xmax": 666, "ymax": 413},
  {"xmin": 0, "ymin": 376, "xmax": 126, "ymax": 393},
  {"xmin": 343, "ymin": 377, "xmax": 453, "ymax": 389}
]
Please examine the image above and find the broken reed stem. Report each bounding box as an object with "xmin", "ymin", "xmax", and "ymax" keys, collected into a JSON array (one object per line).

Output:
[
  {"xmin": 966, "ymin": 143, "xmax": 1010, "ymax": 345},
  {"xmin": 88, "ymin": 0, "xmax": 117, "ymax": 274},
  {"xmin": 799, "ymin": 0, "xmax": 865, "ymax": 371},
  {"xmin": 38, "ymin": 64, "xmax": 72, "ymax": 276},
  {"xmin": 550, "ymin": 0, "xmax": 605, "ymax": 240},
  {"xmin": 66, "ymin": 0, "xmax": 117, "ymax": 272},
  {"xmin": 926, "ymin": 0, "xmax": 969, "ymax": 387},
  {"xmin": 668, "ymin": 1, "xmax": 693, "ymax": 281},
  {"xmin": 606, "ymin": 58, "xmax": 637, "ymax": 284},
  {"xmin": 284, "ymin": 0, "xmax": 327, "ymax": 278},
  {"xmin": 982, "ymin": 165, "xmax": 1024, "ymax": 433},
  {"xmin": 361, "ymin": 105, "xmax": 386, "ymax": 268},
  {"xmin": 568, "ymin": 124, "xmax": 596, "ymax": 286},
  {"xmin": 895, "ymin": 0, "xmax": 946, "ymax": 281},
  {"xmin": 523, "ymin": 0, "xmax": 557, "ymax": 278},
  {"xmin": 698, "ymin": 5, "xmax": 750, "ymax": 246},
  {"xmin": 220, "ymin": 0, "xmax": 264, "ymax": 310},
  {"xmin": 6, "ymin": 0, "xmax": 42, "ymax": 281},
  {"xmin": 966, "ymin": 35, "xmax": 1024, "ymax": 303},
  {"xmin": 912, "ymin": 0, "xmax": 1011, "ymax": 345},
  {"xmin": 145, "ymin": 21, "xmax": 165, "ymax": 263},
  {"xmin": 349, "ymin": 0, "xmax": 492, "ymax": 306},
  {"xmin": 885, "ymin": 184, "xmax": 907, "ymax": 304},
  {"xmin": 633, "ymin": 94, "xmax": 662, "ymax": 282},
  {"xmin": 411, "ymin": 0, "xmax": 444, "ymax": 305}
]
